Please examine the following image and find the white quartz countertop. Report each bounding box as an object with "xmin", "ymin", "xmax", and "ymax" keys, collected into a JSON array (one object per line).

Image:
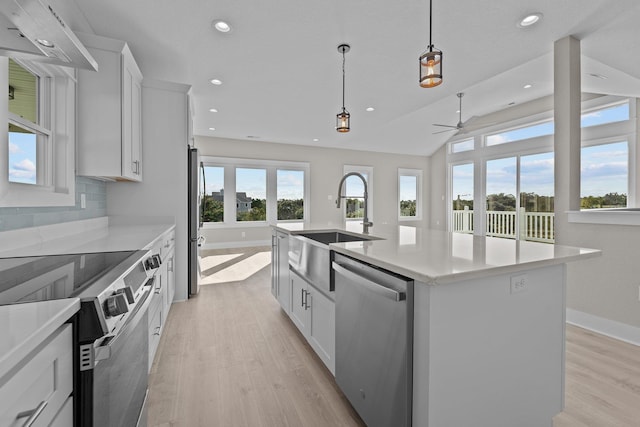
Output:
[
  {"xmin": 275, "ymin": 223, "xmax": 601, "ymax": 284},
  {"xmin": 0, "ymin": 298, "xmax": 79, "ymax": 381},
  {"xmin": 0, "ymin": 217, "xmax": 175, "ymax": 258}
]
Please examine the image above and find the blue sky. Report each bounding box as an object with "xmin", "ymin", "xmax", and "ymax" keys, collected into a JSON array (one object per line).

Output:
[{"xmin": 8, "ymin": 132, "xmax": 37, "ymax": 184}]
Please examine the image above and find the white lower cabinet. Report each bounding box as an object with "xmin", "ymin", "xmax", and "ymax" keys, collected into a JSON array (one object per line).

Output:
[
  {"xmin": 289, "ymin": 269, "xmax": 335, "ymax": 374},
  {"xmin": 0, "ymin": 324, "xmax": 73, "ymax": 427}
]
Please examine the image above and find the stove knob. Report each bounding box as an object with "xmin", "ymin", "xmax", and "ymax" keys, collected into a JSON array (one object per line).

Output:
[
  {"xmin": 105, "ymin": 293, "xmax": 129, "ymax": 317},
  {"xmin": 116, "ymin": 286, "xmax": 135, "ymax": 304}
]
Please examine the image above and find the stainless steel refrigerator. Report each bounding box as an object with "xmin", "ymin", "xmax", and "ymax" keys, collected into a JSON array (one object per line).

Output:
[{"xmin": 187, "ymin": 146, "xmax": 203, "ymax": 296}]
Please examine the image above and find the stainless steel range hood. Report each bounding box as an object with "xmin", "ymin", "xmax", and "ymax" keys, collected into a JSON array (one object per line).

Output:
[{"xmin": 0, "ymin": 0, "xmax": 98, "ymax": 71}]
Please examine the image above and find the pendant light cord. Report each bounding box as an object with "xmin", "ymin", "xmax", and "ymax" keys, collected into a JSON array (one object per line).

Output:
[
  {"xmin": 429, "ymin": 0, "xmax": 433, "ymax": 51},
  {"xmin": 342, "ymin": 50, "xmax": 346, "ymax": 111}
]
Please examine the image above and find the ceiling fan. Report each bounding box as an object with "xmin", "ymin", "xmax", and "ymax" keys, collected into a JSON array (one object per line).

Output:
[{"xmin": 432, "ymin": 92, "xmax": 467, "ymax": 134}]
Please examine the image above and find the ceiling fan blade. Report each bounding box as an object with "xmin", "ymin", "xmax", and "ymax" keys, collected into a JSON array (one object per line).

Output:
[
  {"xmin": 432, "ymin": 128, "xmax": 456, "ymax": 135},
  {"xmin": 432, "ymin": 124, "xmax": 459, "ymax": 129}
]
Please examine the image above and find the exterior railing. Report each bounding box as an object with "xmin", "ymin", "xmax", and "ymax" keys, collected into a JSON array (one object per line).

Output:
[{"xmin": 452, "ymin": 207, "xmax": 555, "ymax": 243}]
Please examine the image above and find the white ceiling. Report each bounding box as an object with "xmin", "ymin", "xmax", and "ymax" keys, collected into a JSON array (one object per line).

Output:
[{"xmin": 72, "ymin": 0, "xmax": 640, "ymax": 156}]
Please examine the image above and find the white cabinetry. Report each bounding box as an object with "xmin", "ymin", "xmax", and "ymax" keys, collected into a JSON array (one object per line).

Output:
[
  {"xmin": 76, "ymin": 32, "xmax": 143, "ymax": 181},
  {"xmin": 0, "ymin": 324, "xmax": 73, "ymax": 427},
  {"xmin": 289, "ymin": 270, "xmax": 336, "ymax": 374},
  {"xmin": 271, "ymin": 229, "xmax": 290, "ymax": 312},
  {"xmin": 147, "ymin": 226, "xmax": 176, "ymax": 370}
]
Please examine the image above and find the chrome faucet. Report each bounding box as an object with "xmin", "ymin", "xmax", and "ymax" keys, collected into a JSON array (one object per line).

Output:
[{"xmin": 336, "ymin": 172, "xmax": 373, "ymax": 234}]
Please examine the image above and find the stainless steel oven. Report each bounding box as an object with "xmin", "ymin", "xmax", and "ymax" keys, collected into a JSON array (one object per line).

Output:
[{"xmin": 0, "ymin": 249, "xmax": 161, "ymax": 427}]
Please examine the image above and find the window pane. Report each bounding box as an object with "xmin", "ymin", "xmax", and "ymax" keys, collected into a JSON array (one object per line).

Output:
[
  {"xmin": 486, "ymin": 157, "xmax": 517, "ymax": 239},
  {"xmin": 399, "ymin": 175, "xmax": 417, "ymax": 217},
  {"xmin": 452, "ymin": 163, "xmax": 474, "ymax": 233},
  {"xmin": 451, "ymin": 138, "xmax": 474, "ymax": 153},
  {"xmin": 581, "ymin": 103, "xmax": 629, "ymax": 128},
  {"xmin": 8, "ymin": 59, "xmax": 38, "ymax": 123},
  {"xmin": 344, "ymin": 172, "xmax": 367, "ymax": 219},
  {"xmin": 202, "ymin": 166, "xmax": 224, "ymax": 222},
  {"xmin": 520, "ymin": 152, "xmax": 554, "ymax": 242},
  {"xmin": 236, "ymin": 168, "xmax": 266, "ymax": 221},
  {"xmin": 486, "ymin": 121, "xmax": 554, "ymax": 146},
  {"xmin": 581, "ymin": 142, "xmax": 628, "ymax": 209},
  {"xmin": 8, "ymin": 127, "xmax": 37, "ymax": 185},
  {"xmin": 277, "ymin": 169, "xmax": 304, "ymax": 220}
]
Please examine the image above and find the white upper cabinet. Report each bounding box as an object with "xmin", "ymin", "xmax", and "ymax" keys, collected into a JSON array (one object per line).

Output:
[{"xmin": 76, "ymin": 32, "xmax": 143, "ymax": 181}]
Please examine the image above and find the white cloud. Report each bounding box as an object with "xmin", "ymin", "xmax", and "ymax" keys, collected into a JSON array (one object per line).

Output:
[
  {"xmin": 8, "ymin": 142, "xmax": 21, "ymax": 154},
  {"xmin": 13, "ymin": 158, "xmax": 36, "ymax": 172}
]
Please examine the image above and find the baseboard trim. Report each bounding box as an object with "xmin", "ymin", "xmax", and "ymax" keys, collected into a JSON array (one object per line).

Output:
[
  {"xmin": 201, "ymin": 239, "xmax": 271, "ymax": 250},
  {"xmin": 566, "ymin": 308, "xmax": 640, "ymax": 347}
]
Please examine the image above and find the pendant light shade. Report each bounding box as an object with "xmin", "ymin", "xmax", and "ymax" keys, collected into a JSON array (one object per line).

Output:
[
  {"xmin": 336, "ymin": 43, "xmax": 351, "ymax": 133},
  {"xmin": 419, "ymin": 0, "xmax": 443, "ymax": 88}
]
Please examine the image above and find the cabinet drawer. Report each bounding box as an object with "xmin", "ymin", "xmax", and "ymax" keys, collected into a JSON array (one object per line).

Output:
[
  {"xmin": 0, "ymin": 324, "xmax": 73, "ymax": 427},
  {"xmin": 148, "ymin": 299, "xmax": 163, "ymax": 370}
]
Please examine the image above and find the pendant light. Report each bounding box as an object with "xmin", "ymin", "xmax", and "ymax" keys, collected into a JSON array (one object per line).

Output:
[
  {"xmin": 336, "ymin": 43, "xmax": 351, "ymax": 133},
  {"xmin": 419, "ymin": 0, "xmax": 443, "ymax": 88}
]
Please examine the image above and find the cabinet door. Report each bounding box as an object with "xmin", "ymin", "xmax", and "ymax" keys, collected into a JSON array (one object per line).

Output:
[
  {"xmin": 289, "ymin": 271, "xmax": 308, "ymax": 334},
  {"xmin": 165, "ymin": 249, "xmax": 175, "ymax": 312},
  {"xmin": 307, "ymin": 288, "xmax": 336, "ymax": 374},
  {"xmin": 271, "ymin": 233, "xmax": 278, "ymax": 298},
  {"xmin": 122, "ymin": 51, "xmax": 142, "ymax": 181}
]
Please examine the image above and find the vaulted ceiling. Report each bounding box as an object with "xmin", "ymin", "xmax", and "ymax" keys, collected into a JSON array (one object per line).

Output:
[{"xmin": 73, "ymin": 0, "xmax": 640, "ymax": 156}]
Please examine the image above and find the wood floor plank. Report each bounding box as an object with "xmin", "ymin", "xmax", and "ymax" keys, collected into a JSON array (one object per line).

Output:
[{"xmin": 149, "ymin": 248, "xmax": 640, "ymax": 427}]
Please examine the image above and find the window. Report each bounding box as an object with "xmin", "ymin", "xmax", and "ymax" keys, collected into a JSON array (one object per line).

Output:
[
  {"xmin": 277, "ymin": 169, "xmax": 304, "ymax": 220},
  {"xmin": 486, "ymin": 157, "xmax": 517, "ymax": 239},
  {"xmin": 581, "ymin": 141, "xmax": 628, "ymax": 209},
  {"xmin": 236, "ymin": 168, "xmax": 266, "ymax": 222},
  {"xmin": 342, "ymin": 165, "xmax": 373, "ymax": 221},
  {"xmin": 451, "ymin": 163, "xmax": 474, "ymax": 234},
  {"xmin": 520, "ymin": 152, "xmax": 554, "ymax": 241},
  {"xmin": 1, "ymin": 57, "xmax": 75, "ymax": 207},
  {"xmin": 581, "ymin": 102, "xmax": 629, "ymax": 128},
  {"xmin": 398, "ymin": 168, "xmax": 422, "ymax": 220},
  {"xmin": 451, "ymin": 138, "xmax": 474, "ymax": 153},
  {"xmin": 200, "ymin": 157, "xmax": 309, "ymax": 226},
  {"xmin": 485, "ymin": 120, "xmax": 554, "ymax": 146},
  {"xmin": 202, "ymin": 166, "xmax": 224, "ymax": 222}
]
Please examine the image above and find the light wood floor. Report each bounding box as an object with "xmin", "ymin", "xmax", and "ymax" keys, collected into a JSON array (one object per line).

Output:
[{"xmin": 148, "ymin": 248, "xmax": 640, "ymax": 427}]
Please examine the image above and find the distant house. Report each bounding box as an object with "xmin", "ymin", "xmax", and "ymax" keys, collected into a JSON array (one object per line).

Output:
[{"xmin": 211, "ymin": 189, "xmax": 252, "ymax": 213}]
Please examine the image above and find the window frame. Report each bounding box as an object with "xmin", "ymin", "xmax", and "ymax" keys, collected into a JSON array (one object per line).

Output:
[
  {"xmin": 200, "ymin": 156, "xmax": 310, "ymax": 228},
  {"xmin": 446, "ymin": 94, "xmax": 636, "ymax": 235},
  {"xmin": 1, "ymin": 57, "xmax": 76, "ymax": 207},
  {"xmin": 398, "ymin": 168, "xmax": 422, "ymax": 221}
]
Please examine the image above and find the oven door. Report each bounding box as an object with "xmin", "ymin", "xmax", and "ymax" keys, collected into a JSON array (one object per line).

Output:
[{"xmin": 90, "ymin": 286, "xmax": 152, "ymax": 427}]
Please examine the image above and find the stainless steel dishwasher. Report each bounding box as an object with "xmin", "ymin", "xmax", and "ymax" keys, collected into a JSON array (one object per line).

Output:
[{"xmin": 332, "ymin": 252, "xmax": 414, "ymax": 427}]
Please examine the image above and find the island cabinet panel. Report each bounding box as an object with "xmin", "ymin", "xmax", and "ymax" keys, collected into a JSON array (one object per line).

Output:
[
  {"xmin": 271, "ymin": 229, "xmax": 290, "ymax": 312},
  {"xmin": 412, "ymin": 264, "xmax": 565, "ymax": 427},
  {"xmin": 289, "ymin": 269, "xmax": 336, "ymax": 374},
  {"xmin": 76, "ymin": 32, "xmax": 143, "ymax": 182}
]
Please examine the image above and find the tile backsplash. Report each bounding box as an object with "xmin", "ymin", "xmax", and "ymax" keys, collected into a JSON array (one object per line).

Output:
[{"xmin": 0, "ymin": 177, "xmax": 107, "ymax": 231}]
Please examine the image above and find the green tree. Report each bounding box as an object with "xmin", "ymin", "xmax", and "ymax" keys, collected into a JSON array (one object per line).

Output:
[
  {"xmin": 201, "ymin": 195, "xmax": 223, "ymax": 222},
  {"xmin": 400, "ymin": 200, "xmax": 416, "ymax": 216},
  {"xmin": 486, "ymin": 193, "xmax": 516, "ymax": 211},
  {"xmin": 278, "ymin": 199, "xmax": 304, "ymax": 220}
]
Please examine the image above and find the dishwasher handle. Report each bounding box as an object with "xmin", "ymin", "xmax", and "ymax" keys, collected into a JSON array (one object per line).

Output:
[{"xmin": 332, "ymin": 262, "xmax": 406, "ymax": 302}]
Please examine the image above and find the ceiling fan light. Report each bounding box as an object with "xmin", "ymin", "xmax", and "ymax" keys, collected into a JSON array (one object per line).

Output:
[
  {"xmin": 419, "ymin": 49, "xmax": 443, "ymax": 88},
  {"xmin": 336, "ymin": 109, "xmax": 350, "ymax": 133}
]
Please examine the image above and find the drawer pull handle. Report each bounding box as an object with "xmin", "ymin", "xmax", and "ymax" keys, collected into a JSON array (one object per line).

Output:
[{"xmin": 17, "ymin": 400, "xmax": 47, "ymax": 427}]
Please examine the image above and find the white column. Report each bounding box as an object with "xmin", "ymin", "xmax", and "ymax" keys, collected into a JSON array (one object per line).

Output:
[{"xmin": 553, "ymin": 36, "xmax": 581, "ymax": 244}]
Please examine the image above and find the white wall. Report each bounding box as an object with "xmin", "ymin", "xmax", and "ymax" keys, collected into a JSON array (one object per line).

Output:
[{"xmin": 195, "ymin": 136, "xmax": 430, "ymax": 247}]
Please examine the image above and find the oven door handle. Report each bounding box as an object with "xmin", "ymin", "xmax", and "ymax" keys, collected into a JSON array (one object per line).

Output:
[{"xmin": 95, "ymin": 282, "xmax": 154, "ymax": 362}]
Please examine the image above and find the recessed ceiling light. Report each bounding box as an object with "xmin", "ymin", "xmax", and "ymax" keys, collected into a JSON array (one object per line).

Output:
[
  {"xmin": 246, "ymin": 135, "xmax": 260, "ymax": 139},
  {"xmin": 212, "ymin": 20, "xmax": 231, "ymax": 33},
  {"xmin": 508, "ymin": 102, "xmax": 516, "ymax": 106},
  {"xmin": 313, "ymin": 138, "xmax": 319, "ymax": 142},
  {"xmin": 365, "ymin": 107, "xmax": 375, "ymax": 112},
  {"xmin": 518, "ymin": 13, "xmax": 543, "ymax": 28},
  {"xmin": 37, "ymin": 38, "xmax": 54, "ymax": 47},
  {"xmin": 210, "ymin": 79, "xmax": 222, "ymax": 85},
  {"xmin": 588, "ymin": 73, "xmax": 608, "ymax": 80},
  {"xmin": 208, "ymin": 127, "xmax": 216, "ymax": 131},
  {"xmin": 456, "ymin": 110, "xmax": 460, "ymax": 113},
  {"xmin": 523, "ymin": 84, "xmax": 532, "ymax": 89},
  {"xmin": 209, "ymin": 108, "xmax": 218, "ymax": 113}
]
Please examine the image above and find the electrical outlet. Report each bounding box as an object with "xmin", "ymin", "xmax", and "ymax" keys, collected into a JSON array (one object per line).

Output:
[
  {"xmin": 241, "ymin": 231, "xmax": 246, "ymax": 238},
  {"xmin": 510, "ymin": 274, "xmax": 527, "ymax": 294},
  {"xmin": 638, "ymin": 285, "xmax": 640, "ymax": 301},
  {"xmin": 80, "ymin": 193, "xmax": 86, "ymax": 209},
  {"xmin": 328, "ymin": 194, "xmax": 333, "ymax": 200}
]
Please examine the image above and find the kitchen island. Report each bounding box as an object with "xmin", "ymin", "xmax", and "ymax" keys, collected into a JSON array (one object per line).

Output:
[{"xmin": 274, "ymin": 223, "xmax": 600, "ymax": 427}]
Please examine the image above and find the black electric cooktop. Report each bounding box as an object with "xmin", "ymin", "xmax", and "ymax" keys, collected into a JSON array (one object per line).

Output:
[{"xmin": 0, "ymin": 251, "xmax": 137, "ymax": 305}]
